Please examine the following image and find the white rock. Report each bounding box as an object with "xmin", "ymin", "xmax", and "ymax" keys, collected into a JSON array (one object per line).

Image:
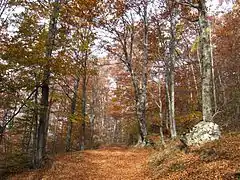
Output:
[{"xmin": 181, "ymin": 121, "xmax": 221, "ymax": 146}]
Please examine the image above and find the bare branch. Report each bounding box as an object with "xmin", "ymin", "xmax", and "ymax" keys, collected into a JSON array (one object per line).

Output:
[{"xmin": 176, "ymin": 0, "xmax": 199, "ymax": 9}]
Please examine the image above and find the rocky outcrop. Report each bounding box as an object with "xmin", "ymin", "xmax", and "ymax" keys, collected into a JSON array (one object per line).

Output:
[{"xmin": 181, "ymin": 121, "xmax": 221, "ymax": 146}]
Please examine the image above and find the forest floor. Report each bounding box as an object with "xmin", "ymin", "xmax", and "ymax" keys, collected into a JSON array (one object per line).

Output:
[
  {"xmin": 8, "ymin": 146, "xmax": 153, "ymax": 180},
  {"xmin": 8, "ymin": 133, "xmax": 240, "ymax": 180},
  {"xmin": 149, "ymin": 132, "xmax": 240, "ymax": 180}
]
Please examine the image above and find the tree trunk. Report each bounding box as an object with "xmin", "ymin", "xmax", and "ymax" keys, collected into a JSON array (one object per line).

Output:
[
  {"xmin": 168, "ymin": 1, "xmax": 177, "ymax": 138},
  {"xmin": 136, "ymin": 92, "xmax": 148, "ymax": 145},
  {"xmin": 111, "ymin": 4, "xmax": 149, "ymax": 146},
  {"xmin": 51, "ymin": 116, "xmax": 58, "ymax": 154},
  {"xmin": 89, "ymin": 80, "xmax": 96, "ymax": 148},
  {"xmin": 36, "ymin": 0, "xmax": 60, "ymax": 168},
  {"xmin": 32, "ymin": 80, "xmax": 38, "ymax": 168},
  {"xmin": 157, "ymin": 80, "xmax": 165, "ymax": 146},
  {"xmin": 137, "ymin": 1, "xmax": 149, "ymax": 145},
  {"xmin": 165, "ymin": 71, "xmax": 170, "ymax": 132},
  {"xmin": 199, "ymin": 0, "xmax": 213, "ymax": 122},
  {"xmin": 80, "ymin": 52, "xmax": 87, "ymax": 150},
  {"xmin": 217, "ymin": 70, "xmax": 226, "ymax": 105},
  {"xmin": 90, "ymin": 113, "xmax": 95, "ymax": 148},
  {"xmin": 65, "ymin": 76, "xmax": 80, "ymax": 152},
  {"xmin": 190, "ymin": 64, "xmax": 199, "ymax": 101}
]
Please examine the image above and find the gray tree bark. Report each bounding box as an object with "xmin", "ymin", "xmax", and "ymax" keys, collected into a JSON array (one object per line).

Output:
[
  {"xmin": 151, "ymin": 78, "xmax": 165, "ymax": 146},
  {"xmin": 167, "ymin": 0, "xmax": 177, "ymax": 138},
  {"xmin": 198, "ymin": 0, "xmax": 213, "ymax": 122},
  {"xmin": 36, "ymin": 0, "xmax": 60, "ymax": 168},
  {"xmin": 104, "ymin": 2, "xmax": 149, "ymax": 145},
  {"xmin": 137, "ymin": 0, "xmax": 149, "ymax": 145}
]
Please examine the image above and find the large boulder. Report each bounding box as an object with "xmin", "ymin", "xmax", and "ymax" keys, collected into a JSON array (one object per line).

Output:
[{"xmin": 181, "ymin": 121, "xmax": 221, "ymax": 146}]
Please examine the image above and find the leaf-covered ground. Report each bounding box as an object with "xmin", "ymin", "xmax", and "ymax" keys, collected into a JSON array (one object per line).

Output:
[
  {"xmin": 9, "ymin": 146, "xmax": 153, "ymax": 180},
  {"xmin": 149, "ymin": 133, "xmax": 240, "ymax": 180},
  {"xmin": 9, "ymin": 133, "xmax": 240, "ymax": 180}
]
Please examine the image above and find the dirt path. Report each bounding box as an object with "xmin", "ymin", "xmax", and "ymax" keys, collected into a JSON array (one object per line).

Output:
[{"xmin": 9, "ymin": 146, "xmax": 152, "ymax": 180}]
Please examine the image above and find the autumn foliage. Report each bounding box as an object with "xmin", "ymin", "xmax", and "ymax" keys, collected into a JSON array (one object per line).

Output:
[{"xmin": 0, "ymin": 0, "xmax": 240, "ymax": 179}]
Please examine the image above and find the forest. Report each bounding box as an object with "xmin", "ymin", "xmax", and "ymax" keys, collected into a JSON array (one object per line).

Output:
[{"xmin": 0, "ymin": 0, "xmax": 239, "ymax": 179}]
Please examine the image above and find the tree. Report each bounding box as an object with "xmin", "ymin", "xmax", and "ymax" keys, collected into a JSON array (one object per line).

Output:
[
  {"xmin": 212, "ymin": 2, "xmax": 240, "ymax": 130},
  {"xmin": 198, "ymin": 0, "xmax": 213, "ymax": 122},
  {"xmin": 166, "ymin": 0, "xmax": 178, "ymax": 138},
  {"xmin": 36, "ymin": 0, "xmax": 60, "ymax": 168},
  {"xmin": 100, "ymin": 0, "xmax": 151, "ymax": 145},
  {"xmin": 177, "ymin": 0, "xmax": 214, "ymax": 122}
]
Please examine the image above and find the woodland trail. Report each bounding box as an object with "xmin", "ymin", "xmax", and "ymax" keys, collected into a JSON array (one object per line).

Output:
[{"xmin": 9, "ymin": 146, "xmax": 153, "ymax": 180}]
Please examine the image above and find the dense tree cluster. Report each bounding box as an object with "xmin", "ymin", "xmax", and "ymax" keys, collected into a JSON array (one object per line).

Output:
[{"xmin": 0, "ymin": 0, "xmax": 239, "ymax": 175}]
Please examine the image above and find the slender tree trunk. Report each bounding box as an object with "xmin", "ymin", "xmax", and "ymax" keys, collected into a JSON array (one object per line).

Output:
[
  {"xmin": 169, "ymin": 72, "xmax": 176, "ymax": 138},
  {"xmin": 36, "ymin": 74, "xmax": 49, "ymax": 167},
  {"xmin": 36, "ymin": 0, "xmax": 60, "ymax": 168},
  {"xmin": 155, "ymin": 24, "xmax": 166, "ymax": 144},
  {"xmin": 23, "ymin": 113, "xmax": 34, "ymax": 154},
  {"xmin": 190, "ymin": 64, "xmax": 199, "ymax": 100},
  {"xmin": 188, "ymin": 72, "xmax": 193, "ymax": 103},
  {"xmin": 52, "ymin": 118, "xmax": 58, "ymax": 154},
  {"xmin": 26, "ymin": 119, "xmax": 34, "ymax": 154},
  {"xmin": 165, "ymin": 71, "xmax": 170, "ymax": 132},
  {"xmin": 21, "ymin": 117, "xmax": 29, "ymax": 152},
  {"xmin": 80, "ymin": 52, "xmax": 88, "ymax": 150},
  {"xmin": 131, "ymin": 2, "xmax": 149, "ymax": 146},
  {"xmin": 113, "ymin": 5, "xmax": 149, "ymax": 146},
  {"xmin": 166, "ymin": 67, "xmax": 175, "ymax": 138},
  {"xmin": 218, "ymin": 70, "xmax": 226, "ymax": 105},
  {"xmin": 136, "ymin": 94, "xmax": 148, "ymax": 145},
  {"xmin": 168, "ymin": 1, "xmax": 177, "ymax": 138},
  {"xmin": 90, "ymin": 113, "xmax": 95, "ymax": 148},
  {"xmin": 66, "ymin": 77, "xmax": 80, "ymax": 152},
  {"xmin": 81, "ymin": 81, "xmax": 86, "ymax": 150},
  {"xmin": 137, "ymin": 1, "xmax": 149, "ymax": 145},
  {"xmin": 0, "ymin": 127, "xmax": 3, "ymax": 146},
  {"xmin": 199, "ymin": 0, "xmax": 213, "ymax": 122},
  {"xmin": 89, "ymin": 81, "xmax": 96, "ymax": 147},
  {"xmin": 32, "ymin": 80, "xmax": 38, "ymax": 168},
  {"xmin": 157, "ymin": 79, "xmax": 165, "ymax": 146}
]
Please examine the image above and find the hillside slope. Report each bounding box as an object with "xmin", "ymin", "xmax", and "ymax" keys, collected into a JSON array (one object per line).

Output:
[{"xmin": 150, "ymin": 133, "xmax": 240, "ymax": 180}]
